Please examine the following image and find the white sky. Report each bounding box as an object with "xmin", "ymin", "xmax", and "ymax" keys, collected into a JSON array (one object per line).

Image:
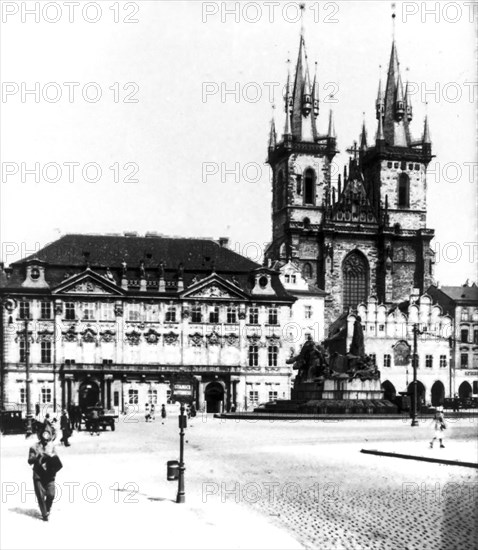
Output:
[{"xmin": 1, "ymin": 0, "xmax": 476, "ymax": 285}]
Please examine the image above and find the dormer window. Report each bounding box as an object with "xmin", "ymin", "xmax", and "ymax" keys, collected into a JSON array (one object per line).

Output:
[{"xmin": 31, "ymin": 267, "xmax": 40, "ymax": 280}]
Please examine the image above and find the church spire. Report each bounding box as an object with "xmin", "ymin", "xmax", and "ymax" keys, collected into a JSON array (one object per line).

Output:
[
  {"xmin": 283, "ymin": 59, "xmax": 292, "ymax": 138},
  {"xmin": 360, "ymin": 114, "xmax": 368, "ymax": 150},
  {"xmin": 312, "ymin": 61, "xmax": 320, "ymax": 118},
  {"xmin": 327, "ymin": 109, "xmax": 336, "ymax": 139},
  {"xmin": 423, "ymin": 115, "xmax": 431, "ymax": 144},
  {"xmin": 405, "ymin": 69, "xmax": 413, "ymax": 122},
  {"xmin": 268, "ymin": 106, "xmax": 277, "ymax": 151}
]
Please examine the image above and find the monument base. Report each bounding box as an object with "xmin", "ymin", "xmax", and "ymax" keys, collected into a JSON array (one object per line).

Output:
[{"xmin": 292, "ymin": 377, "xmax": 384, "ymax": 401}]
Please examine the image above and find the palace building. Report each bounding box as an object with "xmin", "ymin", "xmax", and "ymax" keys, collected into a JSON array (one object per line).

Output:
[{"xmin": 0, "ymin": 234, "xmax": 327, "ymax": 414}]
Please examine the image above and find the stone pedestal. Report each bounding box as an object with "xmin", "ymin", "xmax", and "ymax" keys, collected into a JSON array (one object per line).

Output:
[{"xmin": 292, "ymin": 377, "xmax": 383, "ymax": 401}]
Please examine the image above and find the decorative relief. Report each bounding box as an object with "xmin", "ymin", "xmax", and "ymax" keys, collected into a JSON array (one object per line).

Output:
[
  {"xmin": 66, "ymin": 281, "xmax": 110, "ymax": 294},
  {"xmin": 206, "ymin": 331, "xmax": 222, "ymax": 346},
  {"xmin": 114, "ymin": 304, "xmax": 124, "ymax": 317},
  {"xmin": 191, "ymin": 285, "xmax": 233, "ymax": 299},
  {"xmin": 247, "ymin": 334, "xmax": 264, "ymax": 347},
  {"xmin": 144, "ymin": 329, "xmax": 160, "ymax": 344},
  {"xmin": 81, "ymin": 328, "xmax": 98, "ymax": 344},
  {"xmin": 100, "ymin": 330, "xmax": 116, "ymax": 343},
  {"xmin": 189, "ymin": 332, "xmax": 204, "ymax": 347},
  {"xmin": 125, "ymin": 331, "xmax": 141, "ymax": 345},
  {"xmin": 164, "ymin": 331, "xmax": 179, "ymax": 346},
  {"xmin": 265, "ymin": 367, "xmax": 280, "ymax": 372},
  {"xmin": 225, "ymin": 333, "xmax": 240, "ymax": 347},
  {"xmin": 266, "ymin": 335, "xmax": 282, "ymax": 347},
  {"xmin": 393, "ymin": 340, "xmax": 411, "ymax": 366},
  {"xmin": 63, "ymin": 326, "xmax": 78, "ymax": 343}
]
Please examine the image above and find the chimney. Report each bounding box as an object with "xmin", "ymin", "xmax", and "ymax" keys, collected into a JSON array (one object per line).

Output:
[{"xmin": 218, "ymin": 237, "xmax": 229, "ymax": 248}]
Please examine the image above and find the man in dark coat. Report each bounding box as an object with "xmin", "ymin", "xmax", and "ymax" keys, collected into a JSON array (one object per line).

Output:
[
  {"xmin": 60, "ymin": 409, "xmax": 71, "ymax": 446},
  {"xmin": 27, "ymin": 425, "xmax": 62, "ymax": 521}
]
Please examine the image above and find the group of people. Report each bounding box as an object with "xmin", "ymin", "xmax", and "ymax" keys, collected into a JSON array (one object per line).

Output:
[{"xmin": 145, "ymin": 404, "xmax": 168, "ymax": 423}]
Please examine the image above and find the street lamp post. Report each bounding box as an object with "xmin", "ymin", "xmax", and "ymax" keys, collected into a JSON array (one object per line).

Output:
[
  {"xmin": 411, "ymin": 323, "xmax": 421, "ymax": 427},
  {"xmin": 176, "ymin": 401, "xmax": 186, "ymax": 503},
  {"xmin": 24, "ymin": 317, "xmax": 33, "ymax": 437}
]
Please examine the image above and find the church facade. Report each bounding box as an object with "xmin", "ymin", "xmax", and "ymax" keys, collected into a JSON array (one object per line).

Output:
[{"xmin": 265, "ymin": 33, "xmax": 435, "ymax": 326}]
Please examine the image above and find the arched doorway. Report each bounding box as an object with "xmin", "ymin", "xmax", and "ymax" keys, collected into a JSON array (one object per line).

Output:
[
  {"xmin": 79, "ymin": 380, "xmax": 100, "ymax": 412},
  {"xmin": 458, "ymin": 381, "xmax": 472, "ymax": 400},
  {"xmin": 431, "ymin": 381, "xmax": 445, "ymax": 406},
  {"xmin": 407, "ymin": 381, "xmax": 426, "ymax": 406},
  {"xmin": 205, "ymin": 382, "xmax": 224, "ymax": 413},
  {"xmin": 381, "ymin": 380, "xmax": 396, "ymax": 402}
]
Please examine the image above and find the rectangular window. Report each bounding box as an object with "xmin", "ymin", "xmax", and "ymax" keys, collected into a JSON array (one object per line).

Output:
[
  {"xmin": 268, "ymin": 307, "xmax": 278, "ymax": 325},
  {"xmin": 249, "ymin": 307, "xmax": 259, "ymax": 325},
  {"xmin": 460, "ymin": 354, "xmax": 468, "ymax": 368},
  {"xmin": 166, "ymin": 389, "xmax": 172, "ymax": 403},
  {"xmin": 191, "ymin": 305, "xmax": 202, "ymax": 323},
  {"xmin": 387, "ymin": 161, "xmax": 392, "ymax": 168},
  {"xmin": 379, "ymin": 324, "xmax": 385, "ymax": 332},
  {"xmin": 40, "ymin": 302, "xmax": 52, "ymax": 320},
  {"xmin": 414, "ymin": 163, "xmax": 420, "ymax": 170},
  {"xmin": 248, "ymin": 345, "xmax": 259, "ymax": 367},
  {"xmin": 83, "ymin": 303, "xmax": 95, "ymax": 321},
  {"xmin": 226, "ymin": 306, "xmax": 237, "ymax": 324},
  {"xmin": 113, "ymin": 391, "xmax": 120, "ymax": 407},
  {"xmin": 369, "ymin": 353, "xmax": 376, "ymax": 364},
  {"xmin": 19, "ymin": 301, "xmax": 30, "ymax": 320},
  {"xmin": 304, "ymin": 305, "xmax": 312, "ymax": 319},
  {"xmin": 291, "ymin": 275, "xmax": 296, "ymax": 283},
  {"xmin": 101, "ymin": 302, "xmax": 115, "ymax": 321},
  {"xmin": 268, "ymin": 346, "xmax": 278, "ymax": 367},
  {"xmin": 461, "ymin": 310, "xmax": 469, "ymax": 321},
  {"xmin": 439, "ymin": 355, "xmax": 447, "ymax": 368},
  {"xmin": 147, "ymin": 389, "xmax": 158, "ymax": 404},
  {"xmin": 19, "ymin": 340, "xmax": 26, "ymax": 363},
  {"xmin": 209, "ymin": 306, "xmax": 219, "ymax": 324},
  {"xmin": 408, "ymin": 163, "xmax": 414, "ymax": 170},
  {"xmin": 41, "ymin": 341, "xmax": 52, "ymax": 363},
  {"xmin": 461, "ymin": 329, "xmax": 469, "ymax": 343},
  {"xmin": 473, "ymin": 381, "xmax": 478, "ymax": 394},
  {"xmin": 248, "ymin": 391, "xmax": 259, "ymax": 406},
  {"xmin": 128, "ymin": 306, "xmax": 140, "ymax": 322},
  {"xmin": 165, "ymin": 305, "xmax": 176, "ymax": 323},
  {"xmin": 383, "ymin": 354, "xmax": 391, "ymax": 368},
  {"xmin": 474, "ymin": 329, "xmax": 478, "ymax": 345},
  {"xmin": 285, "ymin": 274, "xmax": 290, "ymax": 283},
  {"xmin": 20, "ymin": 387, "xmax": 26, "ymax": 404},
  {"xmin": 41, "ymin": 387, "xmax": 52, "ymax": 404},
  {"xmin": 128, "ymin": 389, "xmax": 139, "ymax": 404},
  {"xmin": 425, "ymin": 355, "xmax": 433, "ymax": 368},
  {"xmin": 268, "ymin": 391, "xmax": 278, "ymax": 402},
  {"xmin": 65, "ymin": 302, "xmax": 75, "ymax": 320}
]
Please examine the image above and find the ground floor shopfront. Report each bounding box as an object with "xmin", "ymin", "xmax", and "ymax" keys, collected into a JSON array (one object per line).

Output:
[{"xmin": 1, "ymin": 363, "xmax": 292, "ymax": 416}]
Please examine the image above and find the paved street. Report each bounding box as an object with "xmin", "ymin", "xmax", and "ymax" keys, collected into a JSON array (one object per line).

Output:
[{"xmin": 1, "ymin": 413, "xmax": 477, "ymax": 550}]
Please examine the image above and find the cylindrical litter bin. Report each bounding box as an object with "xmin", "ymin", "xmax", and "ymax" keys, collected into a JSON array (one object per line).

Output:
[{"xmin": 167, "ymin": 460, "xmax": 179, "ymax": 481}]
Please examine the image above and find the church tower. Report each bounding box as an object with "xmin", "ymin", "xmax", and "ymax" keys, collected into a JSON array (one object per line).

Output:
[
  {"xmin": 266, "ymin": 23, "xmax": 435, "ymax": 326},
  {"xmin": 266, "ymin": 28, "xmax": 338, "ymax": 282}
]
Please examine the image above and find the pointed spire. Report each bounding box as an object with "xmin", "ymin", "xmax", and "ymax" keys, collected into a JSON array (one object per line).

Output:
[
  {"xmin": 395, "ymin": 67, "xmax": 405, "ymax": 121},
  {"xmin": 284, "ymin": 58, "xmax": 292, "ymax": 137},
  {"xmin": 423, "ymin": 115, "xmax": 431, "ymax": 144},
  {"xmin": 360, "ymin": 114, "xmax": 368, "ymax": 150},
  {"xmin": 312, "ymin": 61, "xmax": 320, "ymax": 118},
  {"xmin": 268, "ymin": 105, "xmax": 277, "ymax": 150},
  {"xmin": 327, "ymin": 109, "xmax": 336, "ymax": 138},
  {"xmin": 405, "ymin": 69, "xmax": 413, "ymax": 122},
  {"xmin": 302, "ymin": 55, "xmax": 312, "ymax": 117},
  {"xmin": 376, "ymin": 66, "xmax": 385, "ymax": 120},
  {"xmin": 376, "ymin": 106, "xmax": 385, "ymax": 142}
]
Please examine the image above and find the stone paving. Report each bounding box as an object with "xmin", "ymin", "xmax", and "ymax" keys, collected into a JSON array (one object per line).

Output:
[{"xmin": 1, "ymin": 414, "xmax": 477, "ymax": 550}]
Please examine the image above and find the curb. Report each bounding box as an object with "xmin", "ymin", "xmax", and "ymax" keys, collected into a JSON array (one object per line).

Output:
[{"xmin": 360, "ymin": 449, "xmax": 478, "ymax": 469}]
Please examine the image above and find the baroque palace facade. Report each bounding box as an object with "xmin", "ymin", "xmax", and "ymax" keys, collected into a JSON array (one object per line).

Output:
[{"xmin": 0, "ymin": 234, "xmax": 325, "ymax": 414}]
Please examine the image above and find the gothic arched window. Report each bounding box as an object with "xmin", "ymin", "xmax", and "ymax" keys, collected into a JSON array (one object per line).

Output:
[
  {"xmin": 303, "ymin": 262, "xmax": 313, "ymax": 279},
  {"xmin": 304, "ymin": 169, "xmax": 315, "ymax": 205},
  {"xmin": 398, "ymin": 173, "xmax": 410, "ymax": 207},
  {"xmin": 343, "ymin": 251, "xmax": 368, "ymax": 309},
  {"xmin": 277, "ymin": 171, "xmax": 285, "ymax": 209}
]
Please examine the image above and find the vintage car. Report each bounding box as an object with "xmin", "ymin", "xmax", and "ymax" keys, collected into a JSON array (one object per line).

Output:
[{"xmin": 83, "ymin": 406, "xmax": 118, "ymax": 431}]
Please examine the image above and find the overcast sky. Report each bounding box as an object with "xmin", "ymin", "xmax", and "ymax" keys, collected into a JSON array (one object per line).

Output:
[{"xmin": 1, "ymin": 0, "xmax": 476, "ymax": 285}]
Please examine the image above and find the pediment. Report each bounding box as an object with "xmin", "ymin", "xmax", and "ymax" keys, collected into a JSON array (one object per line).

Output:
[
  {"xmin": 52, "ymin": 269, "xmax": 124, "ymax": 296},
  {"xmin": 181, "ymin": 275, "xmax": 248, "ymax": 300}
]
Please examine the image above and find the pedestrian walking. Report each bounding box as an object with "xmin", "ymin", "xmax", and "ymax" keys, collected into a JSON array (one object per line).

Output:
[
  {"xmin": 27, "ymin": 425, "xmax": 62, "ymax": 521},
  {"xmin": 145, "ymin": 403, "xmax": 150, "ymax": 423},
  {"xmin": 161, "ymin": 404, "xmax": 167, "ymax": 425},
  {"xmin": 150, "ymin": 403, "xmax": 156, "ymax": 421},
  {"xmin": 60, "ymin": 409, "xmax": 71, "ymax": 447},
  {"xmin": 35, "ymin": 403, "xmax": 40, "ymax": 419},
  {"xmin": 429, "ymin": 407, "xmax": 446, "ymax": 449},
  {"xmin": 89, "ymin": 408, "xmax": 100, "ymax": 436},
  {"xmin": 453, "ymin": 393, "xmax": 459, "ymax": 413}
]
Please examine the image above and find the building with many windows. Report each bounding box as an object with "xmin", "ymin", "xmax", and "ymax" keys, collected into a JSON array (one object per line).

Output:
[
  {"xmin": 328, "ymin": 291, "xmax": 453, "ymax": 406},
  {"xmin": 0, "ymin": 234, "xmax": 326, "ymax": 415},
  {"xmin": 427, "ymin": 283, "xmax": 478, "ymax": 399}
]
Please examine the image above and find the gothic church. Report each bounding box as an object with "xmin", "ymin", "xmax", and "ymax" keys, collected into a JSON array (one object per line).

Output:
[{"xmin": 265, "ymin": 29, "xmax": 435, "ymax": 325}]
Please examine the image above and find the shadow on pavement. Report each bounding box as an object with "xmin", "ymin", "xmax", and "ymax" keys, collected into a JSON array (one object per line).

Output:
[{"xmin": 9, "ymin": 507, "xmax": 42, "ymax": 520}]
